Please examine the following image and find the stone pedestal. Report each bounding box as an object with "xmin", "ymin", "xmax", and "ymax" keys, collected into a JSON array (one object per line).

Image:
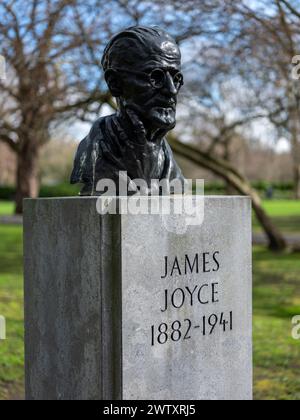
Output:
[{"xmin": 24, "ymin": 196, "xmax": 252, "ymax": 400}]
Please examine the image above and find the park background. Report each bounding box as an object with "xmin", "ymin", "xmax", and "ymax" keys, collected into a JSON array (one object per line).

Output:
[{"xmin": 0, "ymin": 0, "xmax": 300, "ymax": 400}]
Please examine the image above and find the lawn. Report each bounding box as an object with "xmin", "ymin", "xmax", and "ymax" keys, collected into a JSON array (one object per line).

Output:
[
  {"xmin": 0, "ymin": 199, "xmax": 299, "ymax": 400},
  {"xmin": 253, "ymin": 200, "xmax": 300, "ymax": 235},
  {"xmin": 0, "ymin": 201, "xmax": 14, "ymax": 216},
  {"xmin": 253, "ymin": 247, "xmax": 300, "ymax": 400},
  {"xmin": 0, "ymin": 224, "xmax": 24, "ymax": 400}
]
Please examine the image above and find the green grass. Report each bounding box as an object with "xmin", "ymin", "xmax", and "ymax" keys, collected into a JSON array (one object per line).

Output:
[
  {"xmin": 253, "ymin": 200, "xmax": 300, "ymax": 235},
  {"xmin": 0, "ymin": 201, "xmax": 14, "ymax": 216},
  {"xmin": 253, "ymin": 247, "xmax": 300, "ymax": 400},
  {"xmin": 0, "ymin": 200, "xmax": 300, "ymax": 399},
  {"xmin": 0, "ymin": 224, "xmax": 24, "ymax": 400},
  {"xmin": 262, "ymin": 200, "xmax": 300, "ymax": 217}
]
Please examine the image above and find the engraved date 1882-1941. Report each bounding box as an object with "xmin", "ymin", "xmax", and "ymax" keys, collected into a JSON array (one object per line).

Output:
[{"xmin": 151, "ymin": 311, "xmax": 233, "ymax": 346}]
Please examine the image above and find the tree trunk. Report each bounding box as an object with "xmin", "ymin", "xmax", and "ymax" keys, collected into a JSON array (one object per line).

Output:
[
  {"xmin": 290, "ymin": 111, "xmax": 300, "ymax": 200},
  {"xmin": 169, "ymin": 136, "xmax": 288, "ymax": 252},
  {"xmin": 250, "ymin": 191, "xmax": 287, "ymax": 252},
  {"xmin": 223, "ymin": 140, "xmax": 236, "ymax": 195},
  {"xmin": 294, "ymin": 163, "xmax": 300, "ymax": 200},
  {"xmin": 15, "ymin": 147, "xmax": 40, "ymax": 214}
]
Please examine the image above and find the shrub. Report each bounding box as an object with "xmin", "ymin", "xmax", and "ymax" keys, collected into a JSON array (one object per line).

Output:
[{"xmin": 0, "ymin": 183, "xmax": 81, "ymax": 200}]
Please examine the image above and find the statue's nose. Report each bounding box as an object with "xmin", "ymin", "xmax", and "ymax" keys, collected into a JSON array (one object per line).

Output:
[{"xmin": 163, "ymin": 72, "xmax": 178, "ymax": 95}]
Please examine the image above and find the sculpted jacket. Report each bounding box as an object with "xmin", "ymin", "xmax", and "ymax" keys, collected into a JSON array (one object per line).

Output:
[{"xmin": 70, "ymin": 110, "xmax": 186, "ymax": 196}]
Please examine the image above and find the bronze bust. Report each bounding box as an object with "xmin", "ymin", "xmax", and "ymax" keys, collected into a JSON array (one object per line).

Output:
[{"xmin": 71, "ymin": 26, "xmax": 186, "ymax": 196}]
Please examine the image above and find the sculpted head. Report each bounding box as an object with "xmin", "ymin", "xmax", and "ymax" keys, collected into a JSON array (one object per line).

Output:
[{"xmin": 101, "ymin": 26, "xmax": 183, "ymax": 133}]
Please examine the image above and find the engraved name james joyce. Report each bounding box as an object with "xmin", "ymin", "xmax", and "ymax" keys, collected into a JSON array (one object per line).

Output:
[{"xmin": 151, "ymin": 251, "xmax": 233, "ymax": 346}]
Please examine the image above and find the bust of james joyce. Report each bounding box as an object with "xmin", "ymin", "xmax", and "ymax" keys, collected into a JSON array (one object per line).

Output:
[{"xmin": 71, "ymin": 26, "xmax": 186, "ymax": 196}]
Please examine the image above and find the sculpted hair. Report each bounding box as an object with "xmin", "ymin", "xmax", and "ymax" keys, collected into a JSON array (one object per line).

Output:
[{"xmin": 101, "ymin": 26, "xmax": 180, "ymax": 71}]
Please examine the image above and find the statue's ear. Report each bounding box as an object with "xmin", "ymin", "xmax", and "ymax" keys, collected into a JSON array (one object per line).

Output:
[{"xmin": 104, "ymin": 69, "xmax": 123, "ymax": 97}]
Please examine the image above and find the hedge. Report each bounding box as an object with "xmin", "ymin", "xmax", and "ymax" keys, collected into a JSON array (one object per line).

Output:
[
  {"xmin": 0, "ymin": 181, "xmax": 295, "ymax": 201},
  {"xmin": 0, "ymin": 183, "xmax": 81, "ymax": 200}
]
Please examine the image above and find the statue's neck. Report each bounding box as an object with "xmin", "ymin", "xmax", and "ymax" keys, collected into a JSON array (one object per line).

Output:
[
  {"xmin": 112, "ymin": 109, "xmax": 166, "ymax": 182},
  {"xmin": 117, "ymin": 104, "xmax": 167, "ymax": 146}
]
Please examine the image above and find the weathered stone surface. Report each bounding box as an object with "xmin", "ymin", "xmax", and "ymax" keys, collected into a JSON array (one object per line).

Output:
[
  {"xmin": 24, "ymin": 198, "xmax": 122, "ymax": 400},
  {"xmin": 121, "ymin": 196, "xmax": 252, "ymax": 400},
  {"xmin": 24, "ymin": 196, "xmax": 252, "ymax": 400}
]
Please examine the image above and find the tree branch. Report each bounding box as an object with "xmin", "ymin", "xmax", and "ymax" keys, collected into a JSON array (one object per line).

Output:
[{"xmin": 279, "ymin": 0, "xmax": 300, "ymax": 19}]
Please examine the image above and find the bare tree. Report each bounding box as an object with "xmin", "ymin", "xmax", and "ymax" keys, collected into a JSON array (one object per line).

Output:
[
  {"xmin": 0, "ymin": 0, "xmax": 114, "ymax": 213},
  {"xmin": 0, "ymin": 0, "xmax": 216, "ymax": 213},
  {"xmin": 224, "ymin": 0, "xmax": 300, "ymax": 198}
]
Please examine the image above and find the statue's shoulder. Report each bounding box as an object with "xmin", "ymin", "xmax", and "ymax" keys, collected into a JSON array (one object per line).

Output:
[
  {"xmin": 70, "ymin": 115, "xmax": 112, "ymax": 184},
  {"xmin": 88, "ymin": 115, "xmax": 113, "ymax": 142}
]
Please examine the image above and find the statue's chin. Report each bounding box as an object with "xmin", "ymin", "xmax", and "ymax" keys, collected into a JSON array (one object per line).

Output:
[{"xmin": 148, "ymin": 107, "xmax": 176, "ymax": 130}]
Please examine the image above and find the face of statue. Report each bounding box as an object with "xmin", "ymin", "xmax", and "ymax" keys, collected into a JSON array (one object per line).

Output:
[{"xmin": 105, "ymin": 38, "xmax": 183, "ymax": 133}]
